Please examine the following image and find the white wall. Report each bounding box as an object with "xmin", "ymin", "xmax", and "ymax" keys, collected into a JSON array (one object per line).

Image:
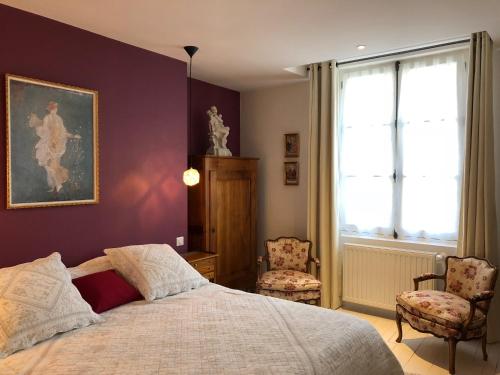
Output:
[{"xmin": 240, "ymin": 82, "xmax": 309, "ymax": 255}]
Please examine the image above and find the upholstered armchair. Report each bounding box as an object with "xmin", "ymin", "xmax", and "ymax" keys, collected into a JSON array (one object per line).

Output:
[
  {"xmin": 256, "ymin": 237, "xmax": 321, "ymax": 305},
  {"xmin": 396, "ymin": 256, "xmax": 498, "ymax": 374}
]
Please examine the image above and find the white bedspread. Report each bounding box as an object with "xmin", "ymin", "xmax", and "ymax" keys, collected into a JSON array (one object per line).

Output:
[{"xmin": 0, "ymin": 284, "xmax": 403, "ymax": 374}]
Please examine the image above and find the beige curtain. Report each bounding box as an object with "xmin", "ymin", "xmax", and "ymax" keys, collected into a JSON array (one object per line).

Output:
[
  {"xmin": 458, "ymin": 31, "xmax": 497, "ymax": 263},
  {"xmin": 307, "ymin": 61, "xmax": 341, "ymax": 309},
  {"xmin": 458, "ymin": 31, "xmax": 499, "ymax": 342}
]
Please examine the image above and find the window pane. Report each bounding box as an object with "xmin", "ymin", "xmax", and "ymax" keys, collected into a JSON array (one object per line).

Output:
[
  {"xmin": 339, "ymin": 64, "xmax": 395, "ymax": 235},
  {"xmin": 398, "ymin": 61, "xmax": 458, "ymax": 123},
  {"xmin": 397, "ymin": 52, "xmax": 466, "ymax": 240},
  {"xmin": 400, "ymin": 177, "xmax": 459, "ymax": 239},
  {"xmin": 341, "ymin": 177, "xmax": 393, "ymax": 234},
  {"xmin": 342, "ymin": 67, "xmax": 395, "ymax": 127},
  {"xmin": 401, "ymin": 120, "xmax": 460, "ymax": 177},
  {"xmin": 341, "ymin": 125, "xmax": 393, "ymax": 176}
]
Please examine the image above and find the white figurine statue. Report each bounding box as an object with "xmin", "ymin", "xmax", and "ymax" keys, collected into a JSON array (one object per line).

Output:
[{"xmin": 206, "ymin": 106, "xmax": 232, "ymax": 156}]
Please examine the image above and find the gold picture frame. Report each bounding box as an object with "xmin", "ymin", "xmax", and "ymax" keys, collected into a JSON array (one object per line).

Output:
[
  {"xmin": 284, "ymin": 133, "xmax": 299, "ymax": 157},
  {"xmin": 6, "ymin": 74, "xmax": 99, "ymax": 209},
  {"xmin": 284, "ymin": 161, "xmax": 299, "ymax": 185}
]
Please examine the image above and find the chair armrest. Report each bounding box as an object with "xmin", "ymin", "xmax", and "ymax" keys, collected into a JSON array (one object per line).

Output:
[
  {"xmin": 463, "ymin": 291, "xmax": 495, "ymax": 330},
  {"xmin": 413, "ymin": 273, "xmax": 445, "ymax": 291},
  {"xmin": 311, "ymin": 257, "xmax": 320, "ymax": 281},
  {"xmin": 257, "ymin": 256, "xmax": 265, "ymax": 280},
  {"xmin": 468, "ymin": 290, "xmax": 495, "ymax": 303}
]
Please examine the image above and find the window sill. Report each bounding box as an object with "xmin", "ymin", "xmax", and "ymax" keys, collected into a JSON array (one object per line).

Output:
[{"xmin": 340, "ymin": 234, "xmax": 457, "ymax": 256}]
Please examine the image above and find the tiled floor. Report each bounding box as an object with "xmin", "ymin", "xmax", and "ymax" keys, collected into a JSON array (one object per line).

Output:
[{"xmin": 340, "ymin": 308, "xmax": 500, "ymax": 375}]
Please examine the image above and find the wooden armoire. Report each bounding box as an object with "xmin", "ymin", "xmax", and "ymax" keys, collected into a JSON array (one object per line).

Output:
[{"xmin": 188, "ymin": 156, "xmax": 258, "ymax": 291}]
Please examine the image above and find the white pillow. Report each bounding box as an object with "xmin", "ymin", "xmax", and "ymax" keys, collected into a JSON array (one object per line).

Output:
[
  {"xmin": 0, "ymin": 253, "xmax": 102, "ymax": 358},
  {"xmin": 104, "ymin": 244, "xmax": 208, "ymax": 301},
  {"xmin": 68, "ymin": 256, "xmax": 113, "ymax": 279}
]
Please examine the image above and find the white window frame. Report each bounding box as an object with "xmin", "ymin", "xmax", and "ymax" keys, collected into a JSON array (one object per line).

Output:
[{"xmin": 338, "ymin": 48, "xmax": 468, "ymax": 245}]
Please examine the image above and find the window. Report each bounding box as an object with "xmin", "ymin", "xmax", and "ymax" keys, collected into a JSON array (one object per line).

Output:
[{"xmin": 339, "ymin": 50, "xmax": 468, "ymax": 242}]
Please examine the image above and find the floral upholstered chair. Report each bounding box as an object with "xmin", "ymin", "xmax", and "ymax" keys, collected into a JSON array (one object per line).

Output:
[
  {"xmin": 396, "ymin": 256, "xmax": 498, "ymax": 374},
  {"xmin": 256, "ymin": 237, "xmax": 321, "ymax": 305}
]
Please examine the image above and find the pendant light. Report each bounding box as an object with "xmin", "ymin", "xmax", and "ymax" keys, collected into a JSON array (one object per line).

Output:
[{"xmin": 183, "ymin": 45, "xmax": 200, "ymax": 187}]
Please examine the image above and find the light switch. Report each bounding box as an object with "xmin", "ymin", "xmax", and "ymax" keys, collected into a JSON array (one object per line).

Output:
[{"xmin": 176, "ymin": 236, "xmax": 184, "ymax": 246}]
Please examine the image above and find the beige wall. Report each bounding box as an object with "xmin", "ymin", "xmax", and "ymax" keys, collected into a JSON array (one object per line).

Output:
[{"xmin": 240, "ymin": 82, "xmax": 309, "ymax": 254}]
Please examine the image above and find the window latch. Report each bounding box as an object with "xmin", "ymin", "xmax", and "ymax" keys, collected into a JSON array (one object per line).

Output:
[{"xmin": 392, "ymin": 170, "xmax": 397, "ymax": 182}]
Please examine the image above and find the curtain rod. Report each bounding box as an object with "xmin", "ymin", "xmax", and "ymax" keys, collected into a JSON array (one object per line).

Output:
[
  {"xmin": 337, "ymin": 38, "xmax": 470, "ymax": 66},
  {"xmin": 306, "ymin": 38, "xmax": 470, "ymax": 70}
]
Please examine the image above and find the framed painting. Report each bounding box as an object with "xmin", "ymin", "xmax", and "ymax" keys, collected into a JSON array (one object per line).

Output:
[
  {"xmin": 284, "ymin": 133, "xmax": 299, "ymax": 157},
  {"xmin": 6, "ymin": 74, "xmax": 99, "ymax": 209},
  {"xmin": 284, "ymin": 161, "xmax": 299, "ymax": 185}
]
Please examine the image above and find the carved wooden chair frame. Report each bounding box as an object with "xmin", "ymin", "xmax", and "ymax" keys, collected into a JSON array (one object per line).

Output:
[
  {"xmin": 395, "ymin": 255, "xmax": 498, "ymax": 374},
  {"xmin": 256, "ymin": 236, "xmax": 321, "ymax": 306}
]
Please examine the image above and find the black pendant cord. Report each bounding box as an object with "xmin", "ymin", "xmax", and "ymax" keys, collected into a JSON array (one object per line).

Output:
[
  {"xmin": 188, "ymin": 55, "xmax": 192, "ymax": 168},
  {"xmin": 183, "ymin": 45, "xmax": 198, "ymax": 170}
]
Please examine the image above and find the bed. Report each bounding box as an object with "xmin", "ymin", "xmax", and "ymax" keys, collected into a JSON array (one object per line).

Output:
[{"xmin": 0, "ymin": 283, "xmax": 403, "ymax": 374}]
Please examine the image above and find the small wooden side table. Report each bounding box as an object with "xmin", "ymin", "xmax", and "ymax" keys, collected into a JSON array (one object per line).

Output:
[{"xmin": 183, "ymin": 251, "xmax": 218, "ymax": 283}]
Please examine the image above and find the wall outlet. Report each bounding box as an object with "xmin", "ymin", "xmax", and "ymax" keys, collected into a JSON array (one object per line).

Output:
[{"xmin": 176, "ymin": 236, "xmax": 184, "ymax": 247}]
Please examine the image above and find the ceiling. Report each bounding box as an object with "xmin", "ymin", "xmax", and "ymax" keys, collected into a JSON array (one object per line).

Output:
[{"xmin": 2, "ymin": 0, "xmax": 500, "ymax": 91}]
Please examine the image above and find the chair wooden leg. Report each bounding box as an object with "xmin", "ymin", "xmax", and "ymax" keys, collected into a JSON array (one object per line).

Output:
[
  {"xmin": 482, "ymin": 333, "xmax": 488, "ymax": 361},
  {"xmin": 395, "ymin": 311, "xmax": 403, "ymax": 343},
  {"xmin": 448, "ymin": 337, "xmax": 457, "ymax": 374}
]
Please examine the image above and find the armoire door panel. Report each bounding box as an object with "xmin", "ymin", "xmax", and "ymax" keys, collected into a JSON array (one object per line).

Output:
[
  {"xmin": 215, "ymin": 175, "xmax": 252, "ymax": 286},
  {"xmin": 208, "ymin": 170, "xmax": 218, "ymax": 254}
]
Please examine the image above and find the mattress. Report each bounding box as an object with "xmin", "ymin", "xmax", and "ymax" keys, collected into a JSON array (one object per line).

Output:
[{"xmin": 0, "ymin": 284, "xmax": 403, "ymax": 374}]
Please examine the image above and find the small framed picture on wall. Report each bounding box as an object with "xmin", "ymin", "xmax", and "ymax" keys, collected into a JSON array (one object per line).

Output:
[
  {"xmin": 284, "ymin": 161, "xmax": 299, "ymax": 185},
  {"xmin": 284, "ymin": 133, "xmax": 299, "ymax": 157}
]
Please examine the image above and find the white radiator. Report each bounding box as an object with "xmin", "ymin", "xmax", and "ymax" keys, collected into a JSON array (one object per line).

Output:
[{"xmin": 342, "ymin": 243, "xmax": 440, "ymax": 311}]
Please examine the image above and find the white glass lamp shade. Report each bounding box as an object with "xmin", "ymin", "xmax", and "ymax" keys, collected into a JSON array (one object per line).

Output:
[{"xmin": 183, "ymin": 167, "xmax": 200, "ymax": 186}]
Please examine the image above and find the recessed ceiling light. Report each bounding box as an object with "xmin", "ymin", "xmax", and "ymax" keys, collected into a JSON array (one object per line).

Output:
[{"xmin": 357, "ymin": 45, "xmax": 366, "ymax": 50}]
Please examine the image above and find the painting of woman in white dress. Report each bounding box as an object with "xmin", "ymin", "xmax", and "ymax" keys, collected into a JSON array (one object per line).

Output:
[
  {"xmin": 6, "ymin": 75, "xmax": 98, "ymax": 208},
  {"xmin": 29, "ymin": 101, "xmax": 82, "ymax": 193}
]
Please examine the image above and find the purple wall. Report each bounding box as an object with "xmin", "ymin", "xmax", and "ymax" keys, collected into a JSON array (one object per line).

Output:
[
  {"xmin": 0, "ymin": 5, "xmax": 190, "ymax": 267},
  {"xmin": 190, "ymin": 78, "xmax": 240, "ymax": 156}
]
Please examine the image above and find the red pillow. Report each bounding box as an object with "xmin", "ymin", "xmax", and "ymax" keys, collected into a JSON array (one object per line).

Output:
[{"xmin": 72, "ymin": 270, "xmax": 142, "ymax": 313}]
